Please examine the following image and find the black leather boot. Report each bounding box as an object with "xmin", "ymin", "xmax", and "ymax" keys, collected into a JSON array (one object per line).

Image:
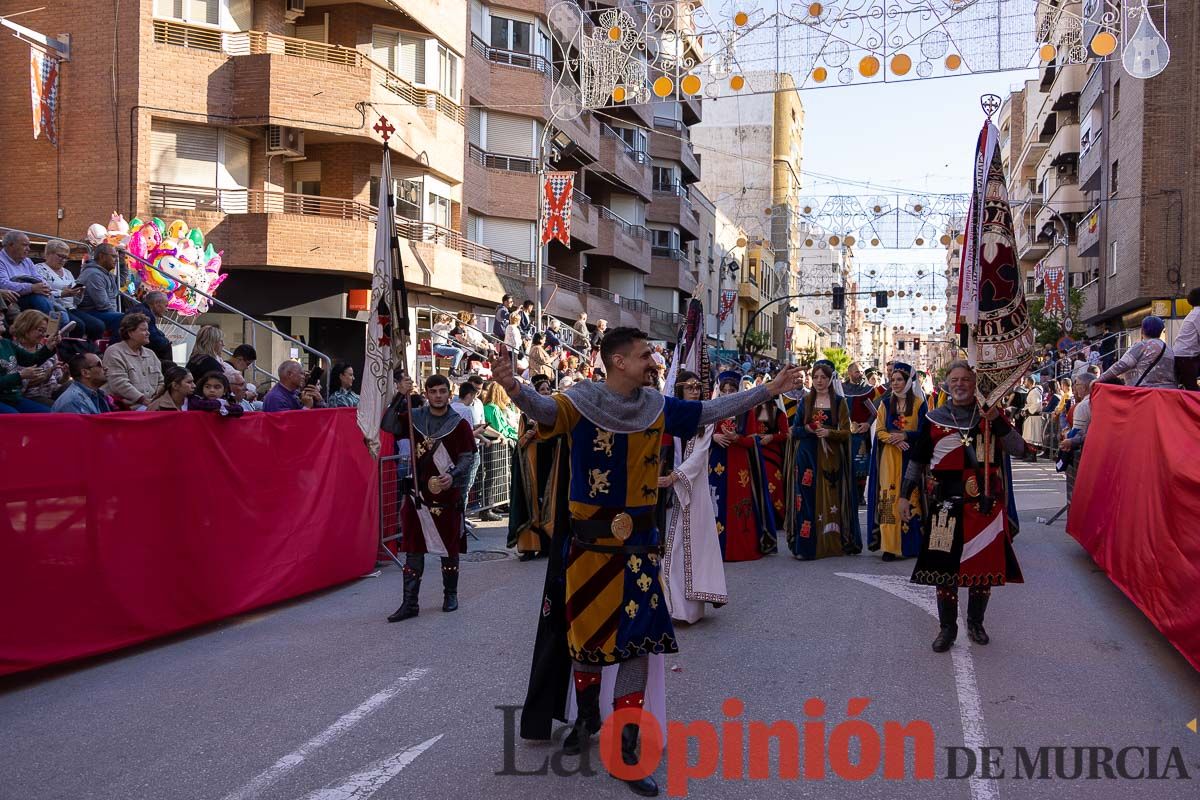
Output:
[
  {"xmin": 562, "ymin": 673, "xmax": 602, "ymax": 756},
  {"xmin": 966, "ymin": 587, "xmax": 990, "ymax": 645},
  {"xmin": 932, "ymin": 588, "xmax": 958, "ymax": 653},
  {"xmin": 618, "ymin": 723, "xmax": 659, "ymax": 797},
  {"xmin": 387, "ymin": 554, "xmax": 423, "ymax": 622},
  {"xmin": 441, "ymin": 558, "xmax": 459, "ymax": 612}
]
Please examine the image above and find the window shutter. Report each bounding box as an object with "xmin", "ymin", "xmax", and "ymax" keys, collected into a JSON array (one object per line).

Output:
[
  {"xmin": 466, "ymin": 212, "xmax": 480, "ymax": 242},
  {"xmin": 484, "ymin": 112, "xmax": 533, "ymax": 156},
  {"xmin": 468, "ymin": 108, "xmax": 482, "ymax": 148},
  {"xmin": 150, "ymin": 120, "xmax": 219, "ymax": 186},
  {"xmin": 398, "ymin": 34, "xmax": 426, "ymax": 84},
  {"xmin": 372, "ymin": 28, "xmax": 399, "ymax": 72},
  {"xmin": 295, "ymin": 17, "xmax": 327, "ymax": 43},
  {"xmin": 480, "ymin": 216, "xmax": 534, "ymax": 261},
  {"xmin": 292, "ymin": 161, "xmax": 322, "ymax": 183}
]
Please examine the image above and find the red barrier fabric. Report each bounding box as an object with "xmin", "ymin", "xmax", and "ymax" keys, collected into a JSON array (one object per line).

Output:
[
  {"xmin": 0, "ymin": 408, "xmax": 378, "ymax": 677},
  {"xmin": 1067, "ymin": 384, "xmax": 1200, "ymax": 671}
]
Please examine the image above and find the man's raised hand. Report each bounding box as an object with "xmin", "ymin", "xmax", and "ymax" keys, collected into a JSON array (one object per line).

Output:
[
  {"xmin": 767, "ymin": 365, "xmax": 803, "ymax": 397},
  {"xmin": 493, "ymin": 343, "xmax": 520, "ymax": 394}
]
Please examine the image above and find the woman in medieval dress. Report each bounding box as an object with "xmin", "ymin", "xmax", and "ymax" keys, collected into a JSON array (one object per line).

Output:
[
  {"xmin": 785, "ymin": 360, "xmax": 862, "ymax": 560},
  {"xmin": 866, "ymin": 361, "xmax": 928, "ymax": 561},
  {"xmin": 661, "ymin": 371, "xmax": 728, "ymax": 624}
]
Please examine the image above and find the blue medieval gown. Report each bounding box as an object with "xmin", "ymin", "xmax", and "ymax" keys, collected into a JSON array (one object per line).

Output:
[{"xmin": 785, "ymin": 392, "xmax": 862, "ymax": 560}]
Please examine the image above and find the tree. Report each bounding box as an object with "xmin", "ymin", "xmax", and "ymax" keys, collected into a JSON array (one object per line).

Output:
[
  {"xmin": 821, "ymin": 346, "xmax": 851, "ymax": 376},
  {"xmin": 1027, "ymin": 288, "xmax": 1084, "ymax": 348},
  {"xmin": 742, "ymin": 328, "xmax": 771, "ymax": 356}
]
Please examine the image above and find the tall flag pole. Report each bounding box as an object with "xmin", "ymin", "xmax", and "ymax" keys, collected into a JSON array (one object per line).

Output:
[
  {"xmin": 358, "ymin": 116, "xmax": 407, "ymax": 457},
  {"xmin": 955, "ymin": 94, "xmax": 1035, "ymax": 410}
]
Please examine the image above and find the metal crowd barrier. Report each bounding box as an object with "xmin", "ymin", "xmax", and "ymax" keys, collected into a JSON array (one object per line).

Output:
[{"xmin": 468, "ymin": 438, "xmax": 513, "ymax": 514}]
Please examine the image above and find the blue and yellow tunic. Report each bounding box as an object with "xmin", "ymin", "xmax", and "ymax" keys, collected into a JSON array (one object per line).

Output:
[{"xmin": 539, "ymin": 393, "xmax": 701, "ymax": 664}]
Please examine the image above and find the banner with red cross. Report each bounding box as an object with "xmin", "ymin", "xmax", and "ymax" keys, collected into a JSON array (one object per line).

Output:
[
  {"xmin": 541, "ymin": 172, "xmax": 575, "ymax": 246},
  {"xmin": 718, "ymin": 289, "xmax": 737, "ymax": 322},
  {"xmin": 1043, "ymin": 265, "xmax": 1067, "ymax": 319}
]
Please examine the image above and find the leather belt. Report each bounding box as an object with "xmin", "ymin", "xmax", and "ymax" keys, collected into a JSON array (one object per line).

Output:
[{"xmin": 571, "ymin": 513, "xmax": 654, "ymax": 542}]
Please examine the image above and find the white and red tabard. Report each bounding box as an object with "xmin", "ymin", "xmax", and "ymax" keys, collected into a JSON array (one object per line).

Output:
[{"xmin": 911, "ymin": 420, "xmax": 1023, "ymax": 588}]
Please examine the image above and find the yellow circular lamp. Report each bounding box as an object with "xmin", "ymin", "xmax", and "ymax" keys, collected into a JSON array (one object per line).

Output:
[
  {"xmin": 859, "ymin": 55, "xmax": 881, "ymax": 78},
  {"xmin": 653, "ymin": 76, "xmax": 674, "ymax": 98},
  {"xmin": 681, "ymin": 74, "xmax": 702, "ymax": 95},
  {"xmin": 1091, "ymin": 31, "xmax": 1118, "ymax": 57},
  {"xmin": 891, "ymin": 54, "xmax": 912, "ymax": 76}
]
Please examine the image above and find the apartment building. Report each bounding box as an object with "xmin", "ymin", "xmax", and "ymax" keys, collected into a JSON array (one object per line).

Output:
[
  {"xmin": 1002, "ymin": 1, "xmax": 1199, "ymax": 337},
  {"xmin": 1, "ymin": 0, "xmax": 711, "ymax": 368},
  {"xmin": 1, "ymin": 0, "xmax": 480, "ymax": 368},
  {"xmin": 1072, "ymin": 0, "xmax": 1200, "ymax": 334},
  {"xmin": 693, "ymin": 71, "xmax": 807, "ymax": 362},
  {"xmin": 464, "ymin": 0, "xmax": 705, "ymax": 343}
]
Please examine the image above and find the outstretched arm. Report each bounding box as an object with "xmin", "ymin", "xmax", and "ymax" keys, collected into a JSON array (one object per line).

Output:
[
  {"xmin": 494, "ymin": 342, "xmax": 559, "ymax": 426},
  {"xmin": 697, "ymin": 365, "xmax": 802, "ymax": 426}
]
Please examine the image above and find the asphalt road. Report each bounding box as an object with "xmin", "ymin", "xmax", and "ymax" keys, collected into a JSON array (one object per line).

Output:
[{"xmin": 2, "ymin": 461, "xmax": 1198, "ymax": 800}]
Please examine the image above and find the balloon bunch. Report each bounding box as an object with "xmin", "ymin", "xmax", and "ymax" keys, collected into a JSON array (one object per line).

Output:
[{"xmin": 92, "ymin": 212, "xmax": 228, "ymax": 317}]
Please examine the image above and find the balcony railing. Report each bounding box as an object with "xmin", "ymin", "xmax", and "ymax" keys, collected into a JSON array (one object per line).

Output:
[
  {"xmin": 153, "ymin": 19, "xmax": 362, "ymax": 66},
  {"xmin": 600, "ymin": 124, "xmax": 651, "ymax": 165},
  {"xmin": 147, "ymin": 182, "xmax": 533, "ymax": 276},
  {"xmin": 396, "ymin": 219, "xmax": 534, "ymax": 276},
  {"xmin": 149, "ymin": 183, "xmax": 376, "ymax": 219},
  {"xmin": 547, "ymin": 268, "xmax": 587, "ymax": 294},
  {"xmin": 651, "ymin": 246, "xmax": 686, "ymax": 261},
  {"xmin": 572, "ymin": 189, "xmax": 591, "ymax": 220},
  {"xmin": 470, "ymin": 36, "xmax": 552, "ymax": 76},
  {"xmin": 467, "ymin": 144, "xmax": 537, "ymax": 174},
  {"xmin": 366, "ymin": 56, "xmax": 466, "ymax": 125},
  {"xmin": 596, "ymin": 206, "xmax": 651, "ymax": 240},
  {"xmin": 153, "ymin": 18, "xmax": 464, "ymax": 126},
  {"xmin": 588, "ymin": 286, "xmax": 648, "ymax": 314}
]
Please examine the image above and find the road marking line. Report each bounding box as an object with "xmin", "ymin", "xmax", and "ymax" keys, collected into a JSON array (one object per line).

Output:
[
  {"xmin": 219, "ymin": 667, "xmax": 429, "ymax": 800},
  {"xmin": 296, "ymin": 735, "xmax": 443, "ymax": 800},
  {"xmin": 837, "ymin": 573, "xmax": 999, "ymax": 800}
]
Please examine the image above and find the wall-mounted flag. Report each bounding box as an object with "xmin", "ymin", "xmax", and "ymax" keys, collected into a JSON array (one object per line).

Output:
[
  {"xmin": 541, "ymin": 172, "xmax": 575, "ymax": 246},
  {"xmin": 30, "ymin": 47, "xmax": 60, "ymax": 146}
]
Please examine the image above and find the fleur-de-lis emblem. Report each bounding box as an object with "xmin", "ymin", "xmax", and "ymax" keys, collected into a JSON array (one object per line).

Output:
[
  {"xmin": 588, "ymin": 468, "xmax": 611, "ymax": 497},
  {"xmin": 593, "ymin": 429, "xmax": 615, "ymax": 457},
  {"xmin": 637, "ymin": 573, "xmax": 652, "ymax": 592},
  {"xmin": 627, "ymin": 554, "xmax": 642, "ymax": 573},
  {"xmin": 625, "ymin": 599, "xmax": 639, "ymax": 618},
  {"xmin": 738, "ymin": 469, "xmax": 750, "ymax": 488},
  {"xmin": 713, "ymin": 463, "xmax": 726, "ymax": 475},
  {"xmin": 649, "ymin": 595, "xmax": 659, "ymax": 609},
  {"xmin": 647, "ymin": 553, "xmax": 659, "ymax": 566}
]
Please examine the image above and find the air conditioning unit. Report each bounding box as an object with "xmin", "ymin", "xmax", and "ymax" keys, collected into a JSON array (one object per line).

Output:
[
  {"xmin": 266, "ymin": 125, "xmax": 305, "ymax": 157},
  {"xmin": 285, "ymin": 0, "xmax": 306, "ymax": 23}
]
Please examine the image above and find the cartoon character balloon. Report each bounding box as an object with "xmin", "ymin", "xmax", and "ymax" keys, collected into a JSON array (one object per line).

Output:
[{"xmin": 92, "ymin": 213, "xmax": 227, "ymax": 316}]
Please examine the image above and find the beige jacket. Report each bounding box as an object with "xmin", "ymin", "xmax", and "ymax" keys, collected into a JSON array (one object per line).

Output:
[{"xmin": 103, "ymin": 341, "xmax": 164, "ymax": 404}]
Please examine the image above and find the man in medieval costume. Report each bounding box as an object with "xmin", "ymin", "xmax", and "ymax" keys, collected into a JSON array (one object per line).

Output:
[
  {"xmin": 899, "ymin": 360, "xmax": 1024, "ymax": 651},
  {"xmin": 899, "ymin": 101, "xmax": 1036, "ymax": 652},
  {"xmin": 842, "ymin": 361, "xmax": 877, "ymax": 505},
  {"xmin": 499, "ymin": 328, "xmax": 801, "ymax": 796},
  {"xmin": 387, "ymin": 374, "xmax": 479, "ymax": 622}
]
